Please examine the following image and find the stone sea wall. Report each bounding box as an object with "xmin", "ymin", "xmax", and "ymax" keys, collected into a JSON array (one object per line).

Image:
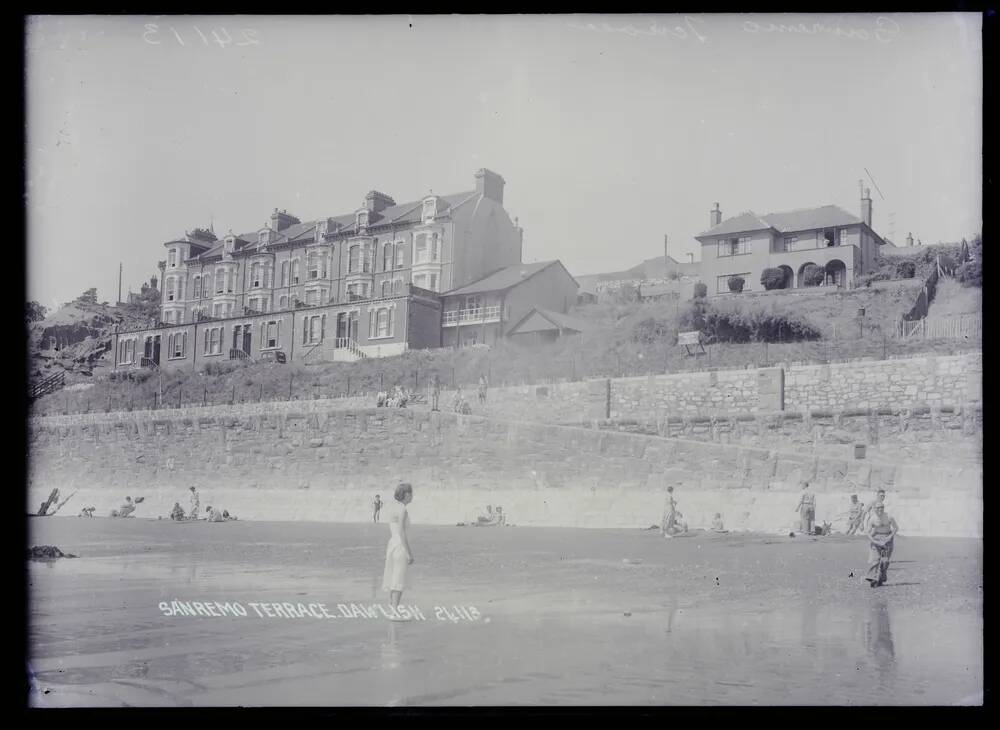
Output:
[{"xmin": 29, "ymin": 406, "xmax": 981, "ymax": 537}]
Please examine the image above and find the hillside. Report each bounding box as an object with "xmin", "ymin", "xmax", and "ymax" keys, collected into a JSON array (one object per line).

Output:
[{"xmin": 30, "ymin": 276, "xmax": 980, "ymax": 418}]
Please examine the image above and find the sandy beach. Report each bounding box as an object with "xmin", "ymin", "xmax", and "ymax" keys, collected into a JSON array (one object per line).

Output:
[{"xmin": 27, "ymin": 517, "xmax": 982, "ymax": 706}]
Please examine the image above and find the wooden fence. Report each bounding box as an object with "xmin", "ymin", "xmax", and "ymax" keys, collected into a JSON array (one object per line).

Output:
[{"xmin": 896, "ymin": 313, "xmax": 982, "ymax": 340}]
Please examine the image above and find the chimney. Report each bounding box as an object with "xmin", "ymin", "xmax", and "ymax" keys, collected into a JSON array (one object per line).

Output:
[
  {"xmin": 475, "ymin": 169, "xmax": 505, "ymax": 204},
  {"xmin": 515, "ymin": 216, "xmax": 524, "ymax": 262},
  {"xmin": 710, "ymin": 203, "xmax": 722, "ymax": 228},
  {"xmin": 906, "ymin": 232, "xmax": 914, "ymax": 247},
  {"xmin": 270, "ymin": 208, "xmax": 301, "ymax": 232},
  {"xmin": 861, "ymin": 187, "xmax": 872, "ymax": 227},
  {"xmin": 687, "ymin": 253, "xmax": 694, "ymax": 264},
  {"xmin": 364, "ymin": 190, "xmax": 396, "ymax": 214},
  {"xmin": 663, "ymin": 234, "xmax": 669, "ymax": 269}
]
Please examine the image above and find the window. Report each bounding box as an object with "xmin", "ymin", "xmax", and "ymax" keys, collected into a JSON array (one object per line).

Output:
[
  {"xmin": 168, "ymin": 249, "xmax": 177, "ymax": 267},
  {"xmin": 251, "ymin": 262, "xmax": 262, "ymax": 288},
  {"xmin": 203, "ymin": 273, "xmax": 212, "ymax": 296},
  {"xmin": 118, "ymin": 338, "xmax": 136, "ymax": 364},
  {"xmin": 306, "ymin": 289, "xmax": 320, "ymax": 306},
  {"xmin": 279, "ymin": 295, "xmax": 288, "ymax": 309},
  {"xmin": 357, "ymin": 211, "xmax": 368, "ymax": 231},
  {"xmin": 414, "ymin": 274, "xmax": 427, "ymax": 289},
  {"xmin": 349, "ymin": 246, "xmax": 360, "ymax": 273},
  {"xmin": 376, "ymin": 308, "xmax": 390, "ymax": 338},
  {"xmin": 423, "ymin": 198, "xmax": 436, "ymax": 221},
  {"xmin": 716, "ymin": 273, "xmax": 752, "ymax": 294},
  {"xmin": 307, "ymin": 251, "xmax": 320, "ymax": 279},
  {"xmin": 213, "ymin": 302, "xmax": 225, "ymax": 317},
  {"xmin": 203, "ymin": 327, "xmax": 223, "ymax": 355},
  {"xmin": 263, "ymin": 321, "xmax": 280, "ymax": 349},
  {"xmin": 429, "ymin": 273, "xmax": 438, "ymax": 292},
  {"xmin": 281, "ymin": 261, "xmax": 289, "ymax": 287},
  {"xmin": 383, "ymin": 243, "xmax": 392, "ymax": 271},
  {"xmin": 465, "ymin": 295, "xmax": 482, "ymax": 312},
  {"xmin": 259, "ymin": 230, "xmax": 268, "ymax": 245},
  {"xmin": 394, "ymin": 244, "xmax": 405, "ymax": 269},
  {"xmin": 291, "ymin": 259, "xmax": 300, "ymax": 285},
  {"xmin": 166, "ymin": 278, "xmax": 176, "ymax": 302},
  {"xmin": 393, "ymin": 279, "xmax": 403, "ymax": 294},
  {"xmin": 783, "ymin": 236, "xmax": 798, "ymax": 252},
  {"xmin": 415, "ymin": 234, "xmax": 428, "ymax": 263},
  {"xmin": 363, "ymin": 245, "xmax": 372, "ymax": 273},
  {"xmin": 215, "ymin": 268, "xmax": 225, "ymax": 294},
  {"xmin": 839, "ymin": 229, "xmax": 850, "ymax": 245},
  {"xmin": 348, "ymin": 283, "xmax": 360, "ymax": 299},
  {"xmin": 168, "ymin": 331, "xmax": 187, "ymax": 359},
  {"xmin": 381, "ymin": 281, "xmax": 390, "ymax": 297},
  {"xmin": 302, "ymin": 314, "xmax": 325, "ymax": 345},
  {"xmin": 431, "ymin": 233, "xmax": 439, "ymax": 261},
  {"xmin": 717, "ymin": 237, "xmax": 750, "ymax": 257},
  {"xmin": 192, "ymin": 277, "xmax": 201, "ymax": 299}
]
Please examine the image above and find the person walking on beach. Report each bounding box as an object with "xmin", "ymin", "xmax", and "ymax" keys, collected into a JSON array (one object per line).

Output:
[
  {"xmin": 862, "ymin": 489, "xmax": 887, "ymax": 533},
  {"xmin": 431, "ymin": 374, "xmax": 441, "ymax": 412},
  {"xmin": 478, "ymin": 374, "xmax": 488, "ymax": 405},
  {"xmin": 373, "ymin": 494, "xmax": 383, "ymax": 523},
  {"xmin": 661, "ymin": 486, "xmax": 678, "ymax": 538},
  {"xmin": 845, "ymin": 494, "xmax": 866, "ymax": 535},
  {"xmin": 795, "ymin": 481, "xmax": 816, "ymax": 535},
  {"xmin": 865, "ymin": 503, "xmax": 898, "ymax": 588},
  {"xmin": 383, "ymin": 483, "xmax": 415, "ymax": 618},
  {"xmin": 189, "ymin": 486, "xmax": 200, "ymax": 520}
]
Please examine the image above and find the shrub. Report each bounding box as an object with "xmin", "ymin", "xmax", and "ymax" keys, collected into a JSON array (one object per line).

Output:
[
  {"xmin": 760, "ymin": 268, "xmax": 786, "ymax": 290},
  {"xmin": 699, "ymin": 298, "xmax": 822, "ymax": 343},
  {"xmin": 727, "ymin": 276, "xmax": 745, "ymax": 293},
  {"xmin": 857, "ymin": 272, "xmax": 892, "ymax": 288},
  {"xmin": 938, "ymin": 254, "xmax": 957, "ymax": 274},
  {"xmin": 895, "ymin": 261, "xmax": 916, "ymax": 279},
  {"xmin": 631, "ymin": 317, "xmax": 673, "ymax": 344},
  {"xmin": 956, "ymin": 260, "xmax": 982, "ymax": 287},
  {"xmin": 693, "ymin": 282, "xmax": 707, "ymax": 299},
  {"xmin": 667, "ymin": 270, "xmax": 680, "ymax": 281},
  {"xmin": 678, "ymin": 300, "xmax": 707, "ymax": 332}
]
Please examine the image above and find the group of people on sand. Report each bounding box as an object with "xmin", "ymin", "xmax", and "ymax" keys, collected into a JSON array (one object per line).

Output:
[
  {"xmin": 169, "ymin": 487, "xmax": 237, "ymax": 522},
  {"xmin": 476, "ymin": 505, "xmax": 506, "ymax": 526},
  {"xmin": 377, "ymin": 385, "xmax": 409, "ymax": 409}
]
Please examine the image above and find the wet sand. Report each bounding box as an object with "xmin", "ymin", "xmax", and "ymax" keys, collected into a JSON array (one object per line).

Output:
[{"xmin": 28, "ymin": 518, "xmax": 982, "ymax": 706}]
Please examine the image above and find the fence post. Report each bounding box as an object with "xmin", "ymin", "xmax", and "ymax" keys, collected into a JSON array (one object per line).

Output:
[
  {"xmin": 203, "ymin": 387, "xmax": 207, "ymax": 407},
  {"xmin": 259, "ymin": 383, "xmax": 263, "ymax": 402},
  {"xmin": 288, "ymin": 374, "xmax": 293, "ymax": 400},
  {"xmin": 414, "ymin": 370, "xmax": 418, "ymax": 391},
  {"xmin": 347, "ymin": 375, "xmax": 351, "ymax": 397},
  {"xmin": 178, "ymin": 388, "xmax": 182, "ymax": 409},
  {"xmin": 232, "ymin": 385, "xmax": 236, "ymax": 405}
]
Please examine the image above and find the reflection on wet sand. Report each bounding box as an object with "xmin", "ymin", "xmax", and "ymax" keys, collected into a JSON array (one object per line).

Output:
[{"xmin": 866, "ymin": 598, "xmax": 895, "ymax": 669}]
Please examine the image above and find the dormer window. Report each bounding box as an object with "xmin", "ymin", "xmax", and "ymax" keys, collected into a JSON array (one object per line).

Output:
[
  {"xmin": 259, "ymin": 230, "xmax": 269, "ymax": 246},
  {"xmin": 315, "ymin": 221, "xmax": 327, "ymax": 242},
  {"xmin": 224, "ymin": 237, "xmax": 235, "ymax": 254},
  {"xmin": 357, "ymin": 211, "xmax": 369, "ymax": 232},
  {"xmin": 168, "ymin": 249, "xmax": 177, "ymax": 268},
  {"xmin": 422, "ymin": 198, "xmax": 437, "ymax": 222}
]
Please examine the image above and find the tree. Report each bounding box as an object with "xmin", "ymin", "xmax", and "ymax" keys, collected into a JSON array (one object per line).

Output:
[
  {"xmin": 616, "ymin": 282, "xmax": 639, "ymax": 304},
  {"xmin": 26, "ymin": 301, "xmax": 47, "ymax": 325},
  {"xmin": 956, "ymin": 259, "xmax": 982, "ymax": 288},
  {"xmin": 727, "ymin": 276, "xmax": 745, "ymax": 293},
  {"xmin": 895, "ymin": 261, "xmax": 916, "ymax": 279},
  {"xmin": 693, "ymin": 282, "xmax": 708, "ymax": 299},
  {"xmin": 77, "ymin": 288, "xmax": 98, "ymax": 304},
  {"xmin": 760, "ymin": 268, "xmax": 786, "ymax": 290}
]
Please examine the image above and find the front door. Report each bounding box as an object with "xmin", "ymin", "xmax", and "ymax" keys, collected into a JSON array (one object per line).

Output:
[
  {"xmin": 242, "ymin": 325, "xmax": 252, "ymax": 354},
  {"xmin": 336, "ymin": 313, "xmax": 347, "ymax": 340},
  {"xmin": 348, "ymin": 313, "xmax": 359, "ymax": 342},
  {"xmin": 152, "ymin": 335, "xmax": 161, "ymax": 365},
  {"xmin": 144, "ymin": 337, "xmax": 153, "ymax": 360},
  {"xmin": 232, "ymin": 325, "xmax": 241, "ymax": 353}
]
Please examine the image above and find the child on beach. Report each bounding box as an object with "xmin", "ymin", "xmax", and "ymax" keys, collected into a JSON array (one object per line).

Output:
[
  {"xmin": 383, "ymin": 483, "xmax": 415, "ymax": 619},
  {"xmin": 711, "ymin": 513, "xmax": 728, "ymax": 533},
  {"xmin": 170, "ymin": 503, "xmax": 186, "ymax": 521}
]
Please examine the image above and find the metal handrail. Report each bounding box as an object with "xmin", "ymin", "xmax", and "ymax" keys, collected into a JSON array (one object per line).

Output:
[
  {"xmin": 29, "ymin": 370, "xmax": 65, "ymax": 399},
  {"xmin": 229, "ymin": 349, "xmax": 253, "ymax": 362},
  {"xmin": 140, "ymin": 356, "xmax": 159, "ymax": 370}
]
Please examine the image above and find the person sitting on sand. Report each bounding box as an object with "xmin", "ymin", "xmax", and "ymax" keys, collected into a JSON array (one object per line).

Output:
[
  {"xmin": 79, "ymin": 506, "xmax": 96, "ymax": 518},
  {"xmin": 495, "ymin": 506, "xmax": 506, "ymax": 526},
  {"xmin": 206, "ymin": 506, "xmax": 225, "ymax": 523},
  {"xmin": 118, "ymin": 497, "xmax": 136, "ymax": 518},
  {"xmin": 711, "ymin": 513, "xmax": 728, "ymax": 533},
  {"xmin": 476, "ymin": 505, "xmax": 496, "ymax": 525},
  {"xmin": 170, "ymin": 502, "xmax": 186, "ymax": 521},
  {"xmin": 222, "ymin": 510, "xmax": 237, "ymax": 521}
]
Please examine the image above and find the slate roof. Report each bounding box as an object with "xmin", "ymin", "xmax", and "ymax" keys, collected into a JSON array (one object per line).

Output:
[
  {"xmin": 697, "ymin": 205, "xmax": 867, "ymax": 239},
  {"xmin": 443, "ymin": 261, "xmax": 572, "ymax": 296},
  {"xmin": 185, "ymin": 190, "xmax": 480, "ymax": 262},
  {"xmin": 508, "ymin": 307, "xmax": 589, "ymax": 335}
]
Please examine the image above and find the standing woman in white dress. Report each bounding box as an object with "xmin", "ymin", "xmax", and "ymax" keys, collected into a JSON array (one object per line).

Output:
[{"xmin": 383, "ymin": 483, "xmax": 414, "ymax": 615}]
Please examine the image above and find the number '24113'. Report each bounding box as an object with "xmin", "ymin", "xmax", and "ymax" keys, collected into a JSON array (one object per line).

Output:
[{"xmin": 143, "ymin": 24, "xmax": 259, "ymax": 47}]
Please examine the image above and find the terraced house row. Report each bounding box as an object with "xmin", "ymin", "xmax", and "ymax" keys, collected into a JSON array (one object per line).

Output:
[{"xmin": 114, "ymin": 169, "xmax": 580, "ymax": 371}]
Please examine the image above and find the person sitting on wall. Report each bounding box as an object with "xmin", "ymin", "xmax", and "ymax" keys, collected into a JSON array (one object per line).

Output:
[
  {"xmin": 170, "ymin": 502, "xmax": 186, "ymax": 521},
  {"xmin": 711, "ymin": 513, "xmax": 728, "ymax": 533}
]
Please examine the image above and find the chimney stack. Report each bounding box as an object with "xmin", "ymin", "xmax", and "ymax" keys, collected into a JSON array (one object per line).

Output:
[
  {"xmin": 663, "ymin": 234, "xmax": 669, "ymax": 269},
  {"xmin": 710, "ymin": 203, "xmax": 722, "ymax": 228},
  {"xmin": 270, "ymin": 208, "xmax": 301, "ymax": 232},
  {"xmin": 861, "ymin": 187, "xmax": 872, "ymax": 227},
  {"xmin": 475, "ymin": 169, "xmax": 505, "ymax": 204},
  {"xmin": 364, "ymin": 190, "xmax": 396, "ymax": 213},
  {"xmin": 906, "ymin": 232, "xmax": 914, "ymax": 247}
]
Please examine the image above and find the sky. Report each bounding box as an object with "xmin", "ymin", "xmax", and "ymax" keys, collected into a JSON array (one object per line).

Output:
[{"xmin": 26, "ymin": 13, "xmax": 982, "ymax": 308}]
